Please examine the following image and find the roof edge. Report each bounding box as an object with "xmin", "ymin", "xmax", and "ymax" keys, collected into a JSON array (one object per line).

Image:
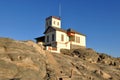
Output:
[{"xmin": 46, "ymin": 16, "xmax": 61, "ymax": 20}]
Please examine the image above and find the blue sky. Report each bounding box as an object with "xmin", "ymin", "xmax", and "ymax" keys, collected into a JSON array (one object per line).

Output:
[{"xmin": 0, "ymin": 0, "xmax": 120, "ymax": 57}]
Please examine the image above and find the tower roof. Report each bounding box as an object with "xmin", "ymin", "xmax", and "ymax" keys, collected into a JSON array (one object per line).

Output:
[
  {"xmin": 44, "ymin": 26, "xmax": 66, "ymax": 34},
  {"xmin": 46, "ymin": 16, "xmax": 61, "ymax": 20}
]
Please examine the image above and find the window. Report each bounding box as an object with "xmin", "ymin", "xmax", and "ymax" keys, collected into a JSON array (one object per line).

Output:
[
  {"xmin": 54, "ymin": 21, "xmax": 56, "ymax": 24},
  {"xmin": 76, "ymin": 36, "xmax": 80, "ymax": 43},
  {"xmin": 52, "ymin": 34, "xmax": 55, "ymax": 41},
  {"xmin": 57, "ymin": 22, "xmax": 59, "ymax": 26},
  {"xmin": 69, "ymin": 36, "xmax": 75, "ymax": 41},
  {"xmin": 61, "ymin": 34, "xmax": 64, "ymax": 41},
  {"xmin": 46, "ymin": 22, "xmax": 49, "ymax": 26},
  {"xmin": 49, "ymin": 21, "xmax": 51, "ymax": 25},
  {"xmin": 47, "ymin": 36, "xmax": 49, "ymax": 42}
]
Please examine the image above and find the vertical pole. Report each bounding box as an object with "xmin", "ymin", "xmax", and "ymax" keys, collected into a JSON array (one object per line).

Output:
[{"xmin": 59, "ymin": 2, "xmax": 61, "ymax": 18}]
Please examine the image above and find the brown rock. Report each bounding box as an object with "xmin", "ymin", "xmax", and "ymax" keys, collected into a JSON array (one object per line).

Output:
[{"xmin": 0, "ymin": 38, "xmax": 120, "ymax": 80}]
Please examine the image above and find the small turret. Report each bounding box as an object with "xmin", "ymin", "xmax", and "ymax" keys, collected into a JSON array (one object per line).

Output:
[{"xmin": 45, "ymin": 16, "xmax": 61, "ymax": 30}]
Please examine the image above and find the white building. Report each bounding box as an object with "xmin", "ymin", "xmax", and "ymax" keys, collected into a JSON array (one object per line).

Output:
[{"xmin": 35, "ymin": 16, "xmax": 86, "ymax": 53}]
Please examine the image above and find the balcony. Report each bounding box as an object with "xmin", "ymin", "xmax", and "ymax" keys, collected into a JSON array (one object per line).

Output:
[{"xmin": 69, "ymin": 36, "xmax": 75, "ymax": 42}]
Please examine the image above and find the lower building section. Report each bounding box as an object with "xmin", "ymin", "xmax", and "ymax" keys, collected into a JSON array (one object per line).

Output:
[
  {"xmin": 70, "ymin": 44, "xmax": 86, "ymax": 49},
  {"xmin": 45, "ymin": 41, "xmax": 86, "ymax": 53}
]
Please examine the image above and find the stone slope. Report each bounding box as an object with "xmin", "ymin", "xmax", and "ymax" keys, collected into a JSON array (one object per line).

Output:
[{"xmin": 0, "ymin": 38, "xmax": 120, "ymax": 80}]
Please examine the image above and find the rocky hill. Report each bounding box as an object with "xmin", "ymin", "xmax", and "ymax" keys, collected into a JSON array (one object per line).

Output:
[{"xmin": 0, "ymin": 38, "xmax": 120, "ymax": 80}]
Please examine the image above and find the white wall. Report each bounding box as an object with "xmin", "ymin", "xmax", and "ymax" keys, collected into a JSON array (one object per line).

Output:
[
  {"xmin": 56, "ymin": 31, "xmax": 70, "ymax": 49},
  {"xmin": 71, "ymin": 34, "xmax": 86, "ymax": 47},
  {"xmin": 56, "ymin": 31, "xmax": 69, "ymax": 42},
  {"xmin": 52, "ymin": 18, "xmax": 61, "ymax": 28},
  {"xmin": 80, "ymin": 35, "xmax": 86, "ymax": 47},
  {"xmin": 45, "ymin": 30, "xmax": 86, "ymax": 53}
]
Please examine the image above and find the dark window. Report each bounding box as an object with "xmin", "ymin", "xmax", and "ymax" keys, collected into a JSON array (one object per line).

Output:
[
  {"xmin": 46, "ymin": 22, "xmax": 49, "ymax": 26},
  {"xmin": 54, "ymin": 21, "xmax": 56, "ymax": 24},
  {"xmin": 52, "ymin": 34, "xmax": 55, "ymax": 41},
  {"xmin": 76, "ymin": 36, "xmax": 80, "ymax": 43},
  {"xmin": 57, "ymin": 22, "xmax": 59, "ymax": 26},
  {"xmin": 49, "ymin": 21, "xmax": 51, "ymax": 25},
  {"xmin": 61, "ymin": 34, "xmax": 64, "ymax": 41},
  {"xmin": 47, "ymin": 36, "xmax": 49, "ymax": 42}
]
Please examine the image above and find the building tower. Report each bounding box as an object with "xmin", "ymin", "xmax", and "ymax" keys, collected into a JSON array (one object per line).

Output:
[{"xmin": 45, "ymin": 16, "xmax": 61, "ymax": 30}]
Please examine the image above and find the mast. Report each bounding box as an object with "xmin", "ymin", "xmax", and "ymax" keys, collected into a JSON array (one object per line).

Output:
[{"xmin": 59, "ymin": 2, "xmax": 61, "ymax": 18}]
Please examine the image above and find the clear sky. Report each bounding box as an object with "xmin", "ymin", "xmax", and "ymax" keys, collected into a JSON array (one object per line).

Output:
[{"xmin": 0, "ymin": 0, "xmax": 120, "ymax": 57}]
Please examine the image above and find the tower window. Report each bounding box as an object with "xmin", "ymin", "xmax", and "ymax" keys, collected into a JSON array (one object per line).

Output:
[
  {"xmin": 47, "ymin": 36, "xmax": 49, "ymax": 42},
  {"xmin": 52, "ymin": 34, "xmax": 55, "ymax": 41},
  {"xmin": 61, "ymin": 34, "xmax": 64, "ymax": 41}
]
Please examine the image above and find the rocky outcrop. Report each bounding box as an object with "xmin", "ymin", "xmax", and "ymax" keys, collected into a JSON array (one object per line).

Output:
[{"xmin": 0, "ymin": 38, "xmax": 120, "ymax": 80}]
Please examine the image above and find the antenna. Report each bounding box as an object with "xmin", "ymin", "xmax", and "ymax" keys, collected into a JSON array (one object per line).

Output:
[{"xmin": 59, "ymin": 2, "xmax": 61, "ymax": 18}]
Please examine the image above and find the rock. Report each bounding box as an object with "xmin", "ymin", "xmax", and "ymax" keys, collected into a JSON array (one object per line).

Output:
[
  {"xmin": 0, "ymin": 38, "xmax": 120, "ymax": 80},
  {"xmin": 94, "ymin": 70, "xmax": 112, "ymax": 79},
  {"xmin": 0, "ymin": 46, "xmax": 6, "ymax": 53}
]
